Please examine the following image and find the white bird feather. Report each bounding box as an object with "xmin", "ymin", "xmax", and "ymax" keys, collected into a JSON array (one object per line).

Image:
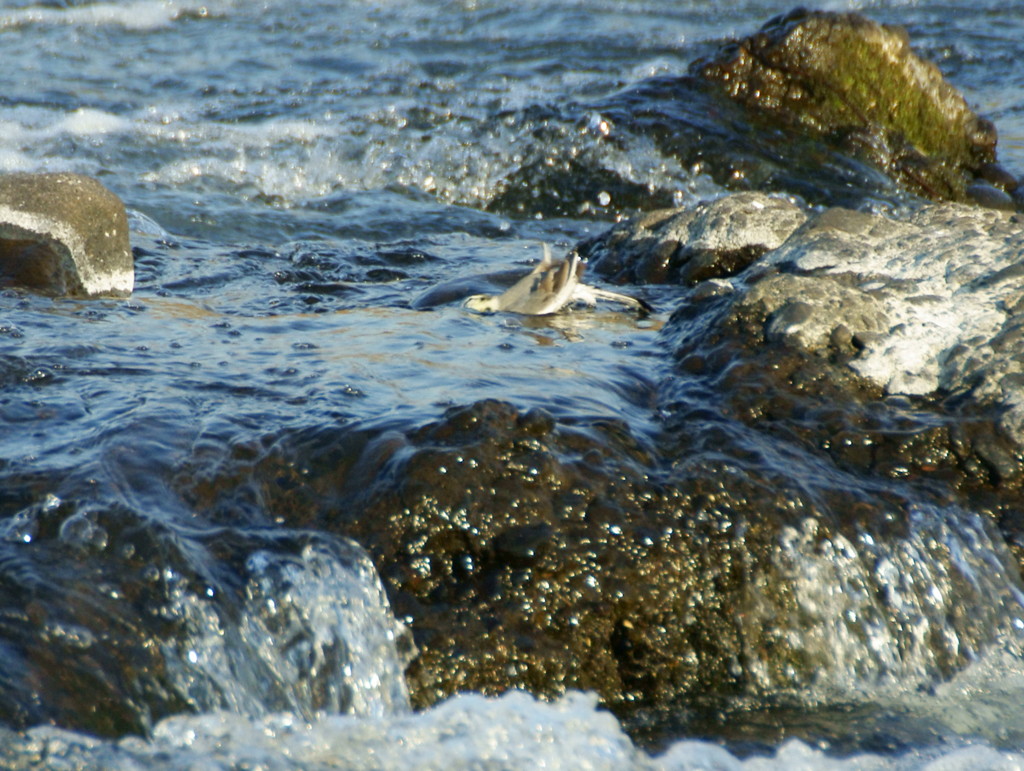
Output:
[{"xmin": 464, "ymin": 245, "xmax": 651, "ymax": 316}]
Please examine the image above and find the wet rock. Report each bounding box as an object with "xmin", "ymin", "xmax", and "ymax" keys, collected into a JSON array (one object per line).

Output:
[
  {"xmin": 240, "ymin": 394, "xmax": 1023, "ymax": 745},
  {"xmin": 966, "ymin": 182, "xmax": 1016, "ymax": 210},
  {"xmin": 608, "ymin": 192, "xmax": 1024, "ymax": 504},
  {"xmin": 579, "ymin": 192, "xmax": 808, "ymax": 284},
  {"xmin": 581, "ymin": 189, "xmax": 1024, "ymax": 554},
  {"xmin": 746, "ymin": 274, "xmax": 889, "ymax": 353},
  {"xmin": 599, "ymin": 193, "xmax": 1024, "ymax": 440},
  {"xmin": 0, "ymin": 172, "xmax": 133, "ymax": 297},
  {"xmin": 487, "ymin": 11, "xmax": 1014, "ymax": 219},
  {"xmin": 978, "ymin": 162, "xmax": 1020, "ymax": 193},
  {"xmin": 485, "ymin": 145, "xmax": 680, "ymax": 220},
  {"xmin": 692, "ymin": 9, "xmax": 998, "ymax": 204},
  {"xmin": 558, "ymin": 9, "xmax": 1013, "ymax": 215},
  {"xmin": 0, "ymin": 497, "xmax": 408, "ymax": 737},
  {"xmin": 764, "ymin": 204, "xmax": 1024, "ymax": 412}
]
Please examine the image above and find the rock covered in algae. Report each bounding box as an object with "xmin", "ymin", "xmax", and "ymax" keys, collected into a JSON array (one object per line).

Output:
[
  {"xmin": 692, "ymin": 8, "xmax": 1002, "ymax": 203},
  {"xmin": 486, "ymin": 9, "xmax": 1020, "ymax": 220}
]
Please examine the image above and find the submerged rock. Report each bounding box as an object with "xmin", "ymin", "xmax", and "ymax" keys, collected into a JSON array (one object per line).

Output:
[{"xmin": 0, "ymin": 172, "xmax": 133, "ymax": 297}]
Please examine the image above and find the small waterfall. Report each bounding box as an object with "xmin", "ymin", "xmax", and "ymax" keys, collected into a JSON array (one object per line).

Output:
[
  {"xmin": 740, "ymin": 503, "xmax": 1024, "ymax": 698},
  {"xmin": 162, "ymin": 534, "xmax": 412, "ymax": 720}
]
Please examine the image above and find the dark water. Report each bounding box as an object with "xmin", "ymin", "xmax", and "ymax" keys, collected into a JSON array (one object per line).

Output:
[{"xmin": 3, "ymin": 0, "xmax": 1024, "ymax": 767}]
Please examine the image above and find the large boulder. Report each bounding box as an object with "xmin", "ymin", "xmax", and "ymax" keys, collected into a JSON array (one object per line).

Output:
[
  {"xmin": 490, "ymin": 9, "xmax": 1018, "ymax": 219},
  {"xmin": 0, "ymin": 172, "xmax": 134, "ymax": 297},
  {"xmin": 692, "ymin": 8, "xmax": 1005, "ymax": 204},
  {"xmin": 234, "ymin": 393, "xmax": 1023, "ymax": 744},
  {"xmin": 589, "ymin": 190, "xmax": 1024, "ymax": 552}
]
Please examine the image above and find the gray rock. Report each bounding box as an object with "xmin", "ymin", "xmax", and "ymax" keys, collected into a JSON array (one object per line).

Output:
[
  {"xmin": 741, "ymin": 274, "xmax": 889, "ymax": 354},
  {"xmin": 586, "ymin": 190, "xmax": 1024, "ymax": 460},
  {"xmin": 0, "ymin": 172, "xmax": 133, "ymax": 297},
  {"xmin": 631, "ymin": 192, "xmax": 1024, "ymax": 453},
  {"xmin": 966, "ymin": 182, "xmax": 1017, "ymax": 210},
  {"xmin": 763, "ymin": 204, "xmax": 1024, "ymax": 412},
  {"xmin": 582, "ymin": 191, "xmax": 808, "ymax": 284}
]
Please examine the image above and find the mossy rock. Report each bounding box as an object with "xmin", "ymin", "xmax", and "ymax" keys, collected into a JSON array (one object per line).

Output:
[{"xmin": 693, "ymin": 8, "xmax": 998, "ymax": 202}]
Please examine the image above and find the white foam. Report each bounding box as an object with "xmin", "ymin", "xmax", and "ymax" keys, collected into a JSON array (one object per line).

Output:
[
  {"xmin": 734, "ymin": 501, "xmax": 1024, "ymax": 704},
  {"xmin": 8, "ymin": 689, "xmax": 1024, "ymax": 771},
  {"xmin": 58, "ymin": 108, "xmax": 132, "ymax": 136},
  {"xmin": 161, "ymin": 538, "xmax": 410, "ymax": 720},
  {"xmin": 662, "ymin": 739, "xmax": 1024, "ymax": 771},
  {"xmin": 0, "ymin": 105, "xmax": 131, "ymax": 172},
  {"xmin": 0, "ymin": 0, "xmax": 226, "ymax": 31},
  {"xmin": 137, "ymin": 116, "xmax": 344, "ymax": 199}
]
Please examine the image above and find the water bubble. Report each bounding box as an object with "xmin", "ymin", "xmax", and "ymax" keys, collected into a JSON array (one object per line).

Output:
[
  {"xmin": 25, "ymin": 367, "xmax": 55, "ymax": 384},
  {"xmin": 59, "ymin": 513, "xmax": 109, "ymax": 553},
  {"xmin": 2, "ymin": 509, "xmax": 37, "ymax": 544}
]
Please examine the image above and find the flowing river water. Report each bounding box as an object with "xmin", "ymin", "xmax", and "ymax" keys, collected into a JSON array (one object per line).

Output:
[{"xmin": 2, "ymin": 0, "xmax": 1024, "ymax": 768}]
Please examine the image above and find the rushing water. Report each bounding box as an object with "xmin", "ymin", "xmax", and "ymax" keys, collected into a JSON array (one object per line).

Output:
[{"xmin": 3, "ymin": 0, "xmax": 1024, "ymax": 768}]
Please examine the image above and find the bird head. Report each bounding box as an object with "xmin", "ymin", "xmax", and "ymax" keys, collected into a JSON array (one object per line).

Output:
[{"xmin": 463, "ymin": 294, "xmax": 501, "ymax": 313}]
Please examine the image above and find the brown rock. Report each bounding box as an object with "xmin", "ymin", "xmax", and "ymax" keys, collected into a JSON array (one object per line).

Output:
[
  {"xmin": 693, "ymin": 9, "xmax": 998, "ymax": 202},
  {"xmin": 0, "ymin": 172, "xmax": 133, "ymax": 297}
]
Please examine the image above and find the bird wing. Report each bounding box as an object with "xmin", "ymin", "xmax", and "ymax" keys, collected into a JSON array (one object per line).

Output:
[
  {"xmin": 532, "ymin": 252, "xmax": 581, "ymax": 314},
  {"xmin": 466, "ymin": 246, "xmax": 651, "ymax": 316},
  {"xmin": 488, "ymin": 247, "xmax": 580, "ymax": 315}
]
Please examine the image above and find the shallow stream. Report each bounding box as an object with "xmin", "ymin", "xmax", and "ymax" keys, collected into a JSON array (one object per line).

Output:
[{"xmin": 3, "ymin": 0, "xmax": 1024, "ymax": 768}]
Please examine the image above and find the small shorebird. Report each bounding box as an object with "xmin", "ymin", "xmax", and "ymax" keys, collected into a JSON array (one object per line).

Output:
[{"xmin": 463, "ymin": 246, "xmax": 651, "ymax": 316}]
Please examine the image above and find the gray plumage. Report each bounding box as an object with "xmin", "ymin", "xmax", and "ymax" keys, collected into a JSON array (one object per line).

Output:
[{"xmin": 464, "ymin": 246, "xmax": 651, "ymax": 316}]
